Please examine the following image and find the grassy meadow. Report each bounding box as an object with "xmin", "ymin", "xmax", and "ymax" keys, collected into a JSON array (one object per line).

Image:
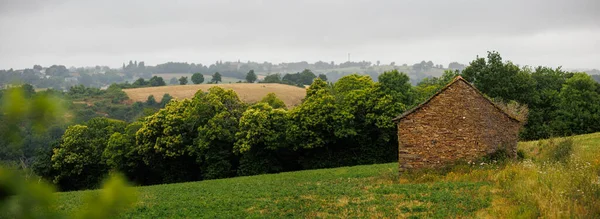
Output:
[{"xmin": 55, "ymin": 132, "xmax": 600, "ymax": 218}]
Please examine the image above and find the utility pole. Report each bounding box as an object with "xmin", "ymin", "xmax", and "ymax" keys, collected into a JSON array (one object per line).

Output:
[{"xmin": 347, "ymin": 53, "xmax": 350, "ymax": 62}]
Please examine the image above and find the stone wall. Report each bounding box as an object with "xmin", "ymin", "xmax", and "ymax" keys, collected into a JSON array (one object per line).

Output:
[{"xmin": 397, "ymin": 79, "xmax": 521, "ymax": 172}]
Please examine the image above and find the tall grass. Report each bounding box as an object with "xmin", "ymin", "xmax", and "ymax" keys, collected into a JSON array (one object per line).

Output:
[
  {"xmin": 488, "ymin": 138, "xmax": 600, "ymax": 218},
  {"xmin": 401, "ymin": 137, "xmax": 600, "ymax": 218}
]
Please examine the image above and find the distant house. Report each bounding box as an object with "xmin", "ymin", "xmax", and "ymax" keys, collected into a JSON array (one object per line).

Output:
[{"xmin": 393, "ymin": 76, "xmax": 523, "ymax": 173}]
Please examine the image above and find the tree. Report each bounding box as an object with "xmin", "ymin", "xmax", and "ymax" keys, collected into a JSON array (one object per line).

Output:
[
  {"xmin": 179, "ymin": 76, "xmax": 188, "ymax": 85},
  {"xmin": 282, "ymin": 69, "xmax": 316, "ymax": 85},
  {"xmin": 246, "ymin": 70, "xmax": 257, "ymax": 83},
  {"xmin": 520, "ymin": 66, "xmax": 568, "ymax": 140},
  {"xmin": 378, "ymin": 70, "xmax": 414, "ymax": 106},
  {"xmin": 21, "ymin": 83, "xmax": 36, "ymax": 98},
  {"xmin": 334, "ymin": 74, "xmax": 374, "ymax": 95},
  {"xmin": 169, "ymin": 77, "xmax": 178, "ymax": 85},
  {"xmin": 146, "ymin": 95, "xmax": 157, "ymax": 106},
  {"xmin": 211, "ymin": 72, "xmax": 222, "ymax": 84},
  {"xmin": 194, "ymin": 87, "xmax": 246, "ymax": 179},
  {"xmin": 132, "ymin": 78, "xmax": 147, "ymax": 87},
  {"xmin": 51, "ymin": 118, "xmax": 126, "ymax": 190},
  {"xmin": 149, "ymin": 76, "xmax": 166, "ymax": 87},
  {"xmin": 191, "ymin": 73, "xmax": 204, "ymax": 84},
  {"xmin": 234, "ymin": 103, "xmax": 289, "ymax": 175},
  {"xmin": 462, "ymin": 51, "xmax": 535, "ymax": 104},
  {"xmin": 414, "ymin": 70, "xmax": 458, "ymax": 103},
  {"xmin": 262, "ymin": 74, "xmax": 281, "ymax": 83},
  {"xmin": 135, "ymin": 99, "xmax": 200, "ymax": 182},
  {"xmin": 260, "ymin": 93, "xmax": 286, "ymax": 109},
  {"xmin": 102, "ymin": 122, "xmax": 146, "ymax": 183},
  {"xmin": 160, "ymin": 93, "xmax": 173, "ymax": 107},
  {"xmin": 553, "ymin": 73, "xmax": 600, "ymax": 135},
  {"xmin": 288, "ymin": 79, "xmax": 353, "ymax": 150},
  {"xmin": 318, "ymin": 74, "xmax": 328, "ymax": 81}
]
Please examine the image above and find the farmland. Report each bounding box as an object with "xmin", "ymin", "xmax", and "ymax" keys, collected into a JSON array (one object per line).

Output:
[
  {"xmin": 152, "ymin": 73, "xmax": 242, "ymax": 84},
  {"xmin": 55, "ymin": 132, "xmax": 600, "ymax": 218},
  {"xmin": 123, "ymin": 83, "xmax": 306, "ymax": 108}
]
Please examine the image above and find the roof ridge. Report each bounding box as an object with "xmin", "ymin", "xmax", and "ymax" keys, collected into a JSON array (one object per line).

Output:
[{"xmin": 392, "ymin": 76, "xmax": 522, "ymax": 123}]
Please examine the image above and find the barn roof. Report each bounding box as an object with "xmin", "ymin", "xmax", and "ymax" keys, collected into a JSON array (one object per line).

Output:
[{"xmin": 392, "ymin": 76, "xmax": 522, "ymax": 123}]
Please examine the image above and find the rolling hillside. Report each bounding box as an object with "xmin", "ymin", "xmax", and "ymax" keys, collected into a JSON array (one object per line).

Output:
[
  {"xmin": 123, "ymin": 83, "xmax": 306, "ymax": 108},
  {"xmin": 55, "ymin": 132, "xmax": 600, "ymax": 218}
]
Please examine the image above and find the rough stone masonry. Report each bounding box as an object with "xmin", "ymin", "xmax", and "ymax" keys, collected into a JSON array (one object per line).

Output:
[{"xmin": 393, "ymin": 76, "xmax": 523, "ymax": 172}]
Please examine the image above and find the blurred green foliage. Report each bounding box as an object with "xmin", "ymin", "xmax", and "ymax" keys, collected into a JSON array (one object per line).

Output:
[{"xmin": 0, "ymin": 86, "xmax": 137, "ymax": 218}]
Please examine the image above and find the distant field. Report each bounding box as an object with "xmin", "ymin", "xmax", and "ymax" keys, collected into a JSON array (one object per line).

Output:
[
  {"xmin": 152, "ymin": 73, "xmax": 241, "ymax": 84},
  {"xmin": 123, "ymin": 83, "xmax": 306, "ymax": 108},
  {"xmin": 55, "ymin": 132, "xmax": 600, "ymax": 218}
]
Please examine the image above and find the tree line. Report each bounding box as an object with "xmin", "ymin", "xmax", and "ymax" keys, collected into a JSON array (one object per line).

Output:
[{"xmin": 1, "ymin": 52, "xmax": 599, "ymax": 191}]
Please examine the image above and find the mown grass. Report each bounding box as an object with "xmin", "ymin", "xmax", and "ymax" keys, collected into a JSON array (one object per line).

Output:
[{"xmin": 56, "ymin": 133, "xmax": 600, "ymax": 218}]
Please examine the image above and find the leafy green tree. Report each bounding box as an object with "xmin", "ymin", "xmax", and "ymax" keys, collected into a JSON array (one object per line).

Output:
[
  {"xmin": 148, "ymin": 76, "xmax": 166, "ymax": 87},
  {"xmin": 21, "ymin": 83, "xmax": 36, "ymax": 98},
  {"xmin": 462, "ymin": 51, "xmax": 535, "ymax": 104},
  {"xmin": 51, "ymin": 118, "xmax": 126, "ymax": 190},
  {"xmin": 106, "ymin": 85, "xmax": 129, "ymax": 104},
  {"xmin": 169, "ymin": 77, "xmax": 178, "ymax": 85},
  {"xmin": 191, "ymin": 73, "xmax": 204, "ymax": 84},
  {"xmin": 318, "ymin": 74, "xmax": 328, "ymax": 81},
  {"xmin": 235, "ymin": 103, "xmax": 288, "ymax": 153},
  {"xmin": 520, "ymin": 67, "xmax": 569, "ymax": 139},
  {"xmin": 260, "ymin": 93, "xmax": 286, "ymax": 109},
  {"xmin": 262, "ymin": 73, "xmax": 281, "ymax": 83},
  {"xmin": 137, "ymin": 99, "xmax": 196, "ymax": 160},
  {"xmin": 0, "ymin": 87, "xmax": 63, "ymax": 170},
  {"xmin": 282, "ymin": 69, "xmax": 316, "ymax": 85},
  {"xmin": 234, "ymin": 103, "xmax": 289, "ymax": 175},
  {"xmin": 103, "ymin": 122, "xmax": 147, "ymax": 183},
  {"xmin": 194, "ymin": 87, "xmax": 246, "ymax": 179},
  {"xmin": 146, "ymin": 95, "xmax": 157, "ymax": 106},
  {"xmin": 305, "ymin": 78, "xmax": 329, "ymax": 99},
  {"xmin": 132, "ymin": 78, "xmax": 147, "ymax": 87},
  {"xmin": 211, "ymin": 72, "xmax": 222, "ymax": 84},
  {"xmin": 553, "ymin": 73, "xmax": 600, "ymax": 135},
  {"xmin": 288, "ymin": 80, "xmax": 353, "ymax": 150},
  {"xmin": 0, "ymin": 87, "xmax": 137, "ymax": 218},
  {"xmin": 179, "ymin": 76, "xmax": 188, "ymax": 85},
  {"xmin": 378, "ymin": 70, "xmax": 414, "ymax": 106},
  {"xmin": 246, "ymin": 70, "xmax": 257, "ymax": 83},
  {"xmin": 160, "ymin": 93, "xmax": 173, "ymax": 107},
  {"xmin": 333, "ymin": 74, "xmax": 374, "ymax": 95},
  {"xmin": 135, "ymin": 99, "xmax": 200, "ymax": 183}
]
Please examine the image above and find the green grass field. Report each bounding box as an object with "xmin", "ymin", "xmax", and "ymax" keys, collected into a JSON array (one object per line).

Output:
[{"xmin": 55, "ymin": 133, "xmax": 600, "ymax": 218}]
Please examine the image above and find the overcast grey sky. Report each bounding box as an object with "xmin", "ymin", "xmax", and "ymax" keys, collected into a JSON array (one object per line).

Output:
[{"xmin": 0, "ymin": 0, "xmax": 598, "ymax": 69}]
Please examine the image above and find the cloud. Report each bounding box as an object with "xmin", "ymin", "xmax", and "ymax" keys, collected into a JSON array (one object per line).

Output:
[{"xmin": 0, "ymin": 0, "xmax": 598, "ymax": 69}]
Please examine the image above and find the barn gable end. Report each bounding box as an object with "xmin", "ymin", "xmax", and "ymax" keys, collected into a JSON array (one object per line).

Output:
[{"xmin": 394, "ymin": 76, "xmax": 523, "ymax": 172}]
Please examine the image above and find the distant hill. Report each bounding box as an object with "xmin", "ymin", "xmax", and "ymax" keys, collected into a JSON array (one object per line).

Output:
[
  {"xmin": 592, "ymin": 74, "xmax": 600, "ymax": 83},
  {"xmin": 123, "ymin": 83, "xmax": 306, "ymax": 108}
]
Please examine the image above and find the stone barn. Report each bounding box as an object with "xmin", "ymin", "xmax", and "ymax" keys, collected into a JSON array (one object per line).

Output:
[{"xmin": 393, "ymin": 76, "xmax": 523, "ymax": 172}]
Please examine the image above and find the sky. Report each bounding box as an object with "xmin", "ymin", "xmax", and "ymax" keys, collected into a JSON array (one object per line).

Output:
[{"xmin": 0, "ymin": 0, "xmax": 599, "ymax": 70}]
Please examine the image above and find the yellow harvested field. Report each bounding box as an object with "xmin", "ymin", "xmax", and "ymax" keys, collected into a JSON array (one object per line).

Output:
[{"xmin": 123, "ymin": 83, "xmax": 306, "ymax": 108}]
